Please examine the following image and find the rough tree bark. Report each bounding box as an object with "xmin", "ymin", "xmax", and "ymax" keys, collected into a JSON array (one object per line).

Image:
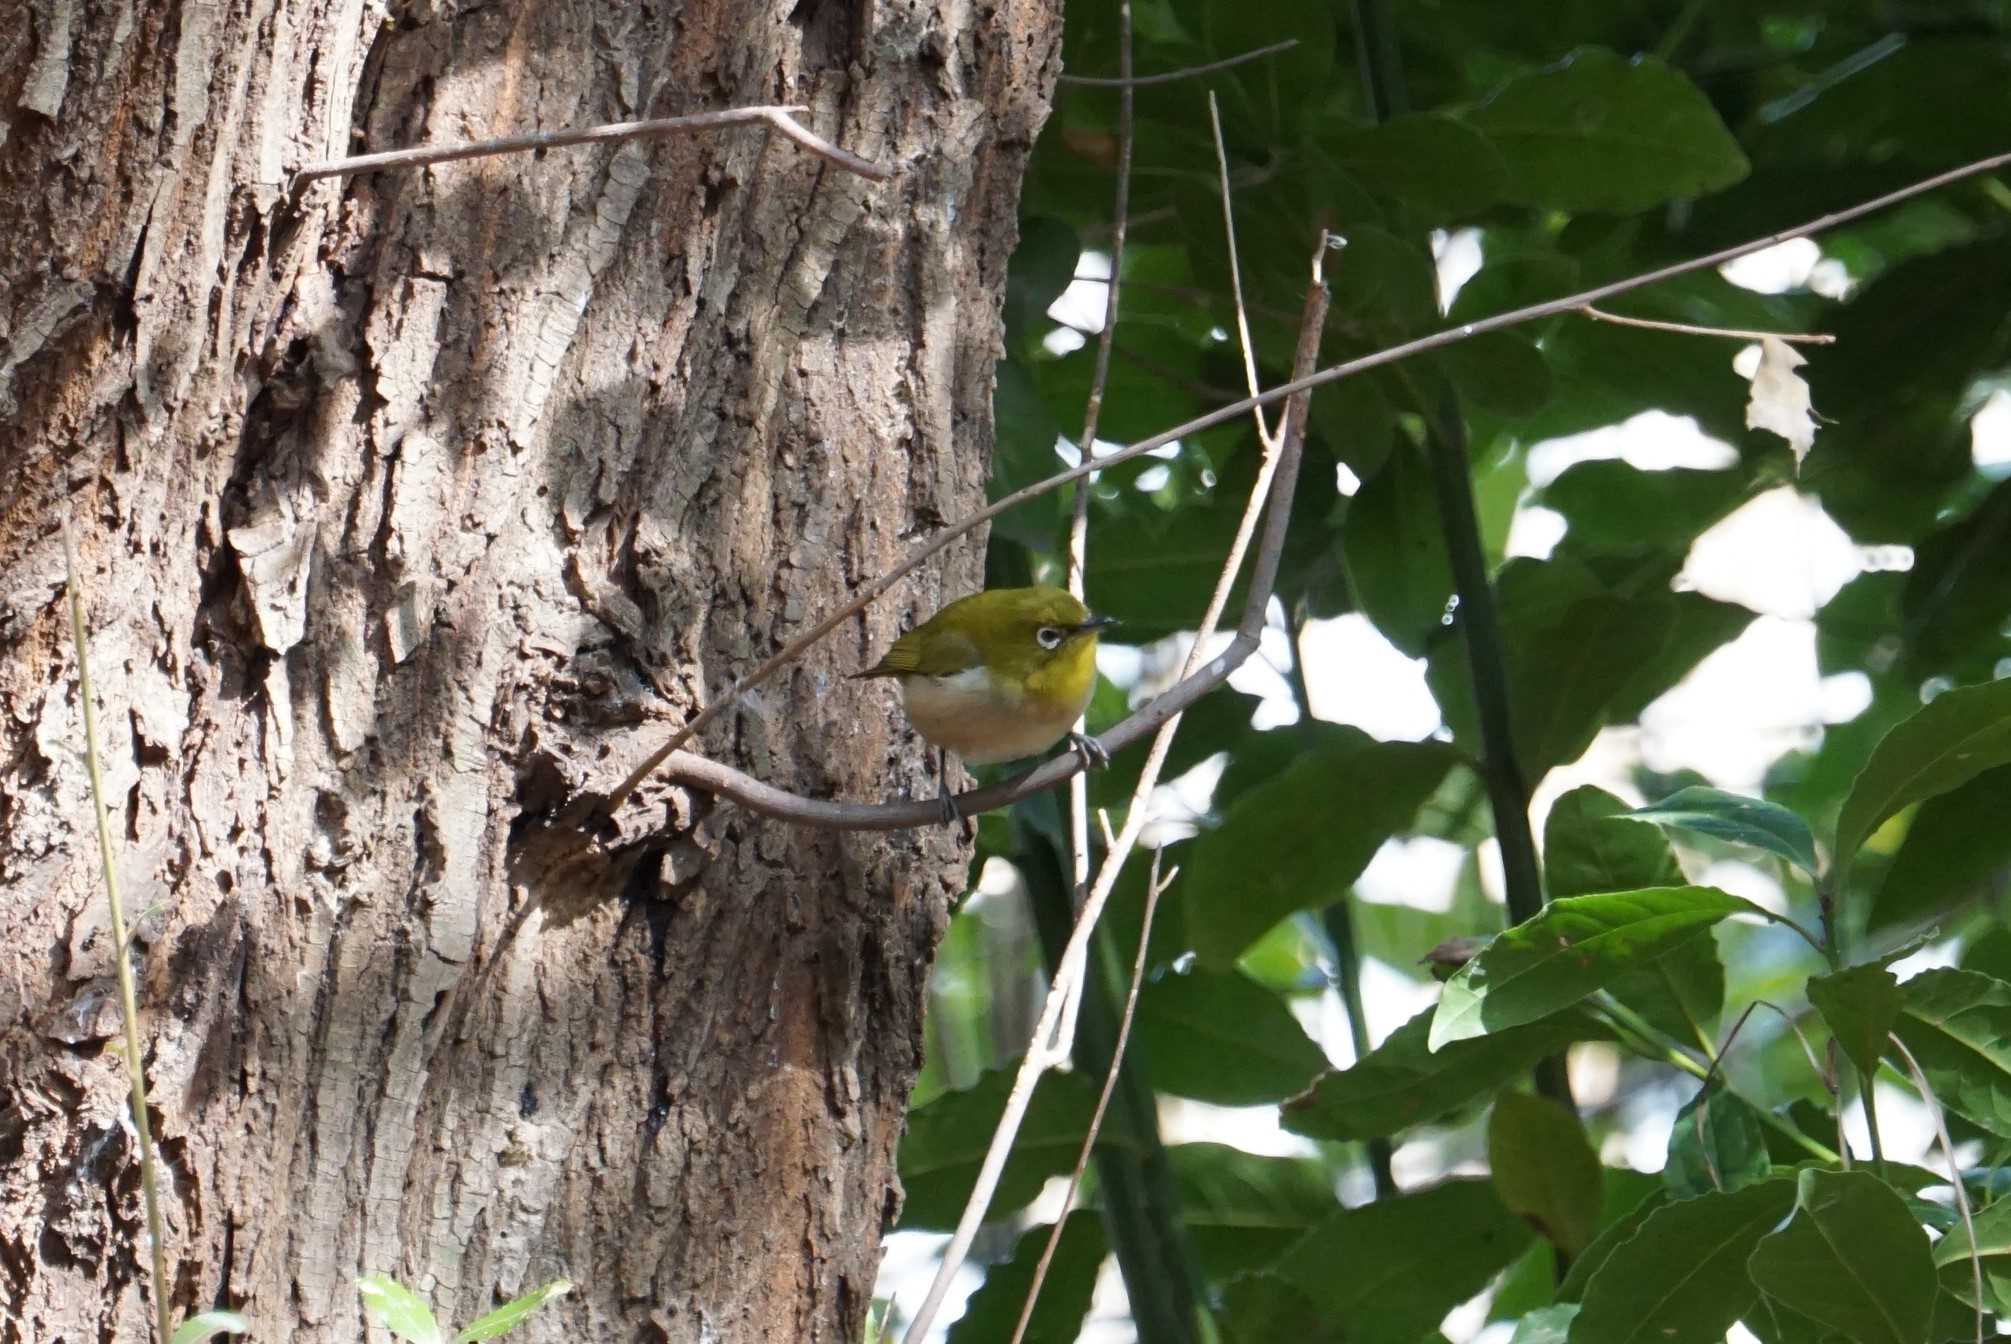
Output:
[{"xmin": 0, "ymin": 1, "xmax": 1060, "ymax": 1339}]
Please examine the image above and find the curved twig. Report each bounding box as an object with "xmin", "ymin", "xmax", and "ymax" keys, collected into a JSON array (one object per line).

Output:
[
  {"xmin": 293, "ymin": 105, "xmax": 891, "ymax": 184},
  {"xmin": 1058, "ymin": 38, "xmax": 1300, "ymax": 88}
]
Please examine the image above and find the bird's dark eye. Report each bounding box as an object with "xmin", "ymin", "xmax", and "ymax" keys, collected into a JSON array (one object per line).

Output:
[{"xmin": 1036, "ymin": 626, "xmax": 1065, "ymax": 650}]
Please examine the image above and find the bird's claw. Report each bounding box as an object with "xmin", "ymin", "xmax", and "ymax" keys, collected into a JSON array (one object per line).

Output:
[{"xmin": 1068, "ymin": 731, "xmax": 1110, "ymax": 772}]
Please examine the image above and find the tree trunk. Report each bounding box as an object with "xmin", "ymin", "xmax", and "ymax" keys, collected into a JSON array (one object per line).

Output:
[{"xmin": 0, "ymin": 2, "xmax": 1059, "ymax": 1339}]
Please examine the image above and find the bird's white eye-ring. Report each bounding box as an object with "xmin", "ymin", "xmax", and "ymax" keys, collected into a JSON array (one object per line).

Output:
[{"xmin": 1036, "ymin": 626, "xmax": 1065, "ymax": 650}]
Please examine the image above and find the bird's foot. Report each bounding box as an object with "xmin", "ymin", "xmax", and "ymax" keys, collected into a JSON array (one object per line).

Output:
[{"xmin": 1068, "ymin": 731, "xmax": 1110, "ymax": 772}]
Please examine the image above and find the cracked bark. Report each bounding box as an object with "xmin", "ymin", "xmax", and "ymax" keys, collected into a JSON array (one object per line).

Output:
[{"xmin": 0, "ymin": 1, "xmax": 1060, "ymax": 1339}]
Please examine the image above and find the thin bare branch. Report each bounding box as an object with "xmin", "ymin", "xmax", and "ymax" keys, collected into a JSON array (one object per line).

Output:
[
  {"xmin": 1889, "ymin": 1032, "xmax": 1984, "ymax": 1344},
  {"xmin": 1008, "ymin": 848, "xmax": 1174, "ymax": 1344},
  {"xmin": 602, "ymin": 147, "xmax": 2011, "ymax": 822},
  {"xmin": 1061, "ymin": 0, "xmax": 1142, "ymax": 969},
  {"xmin": 293, "ymin": 105, "xmax": 891, "ymax": 184},
  {"xmin": 1056, "ymin": 0, "xmax": 1134, "ymax": 1125},
  {"xmin": 900, "ymin": 232, "xmax": 1332, "ymax": 1344},
  {"xmin": 1058, "ymin": 37, "xmax": 1300, "ymax": 87},
  {"xmin": 66, "ymin": 525, "xmax": 174, "ymax": 1344},
  {"xmin": 1209, "ymin": 90, "xmax": 1277, "ymax": 447},
  {"xmin": 1579, "ymin": 305, "xmax": 1836, "ymax": 344}
]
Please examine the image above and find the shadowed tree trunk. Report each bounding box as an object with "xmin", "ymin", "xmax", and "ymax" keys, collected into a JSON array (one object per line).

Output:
[{"xmin": 0, "ymin": 1, "xmax": 1060, "ymax": 1338}]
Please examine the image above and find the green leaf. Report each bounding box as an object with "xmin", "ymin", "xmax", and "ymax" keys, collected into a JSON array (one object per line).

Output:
[
  {"xmin": 1489, "ymin": 1091, "xmax": 1603, "ymax": 1254},
  {"xmin": 1002, "ymin": 216, "xmax": 1081, "ymax": 357},
  {"xmin": 1466, "ymin": 48, "xmax": 1749, "ymax": 212},
  {"xmin": 1439, "ymin": 331, "xmax": 1553, "ymax": 419},
  {"xmin": 1663, "ymin": 1085, "xmax": 1770, "ymax": 1198},
  {"xmin": 1624, "ymin": 786, "xmax": 1819, "ymax": 877},
  {"xmin": 1284, "ymin": 1005, "xmax": 1613, "ymax": 1141},
  {"xmin": 1743, "ymin": 1293, "xmax": 1846, "ymax": 1344},
  {"xmin": 1905, "ymin": 480, "xmax": 2011, "ymax": 681},
  {"xmin": 1605, "ymin": 593, "xmax": 1752, "ymax": 725},
  {"xmin": 1134, "ymin": 968, "xmax": 1328, "ymax": 1105},
  {"xmin": 356, "ymin": 1275, "xmax": 444, "ymax": 1344},
  {"xmin": 1541, "ymin": 462, "xmax": 1749, "ymax": 554},
  {"xmin": 991, "ymin": 358, "xmax": 1063, "ymax": 501},
  {"xmin": 1344, "ymin": 443, "xmax": 1455, "ymax": 658},
  {"xmin": 1215, "ymin": 1274, "xmax": 1341, "ymax": 1344},
  {"xmin": 1807, "ymin": 962, "xmax": 1904, "ymax": 1084},
  {"xmin": 1546, "ymin": 786, "xmax": 1685, "ymax": 897},
  {"xmin": 1083, "ymin": 453, "xmax": 1331, "ymax": 641},
  {"xmin": 1314, "ymin": 112, "xmax": 1509, "ymax": 222},
  {"xmin": 1746, "ymin": 1168, "xmax": 1936, "ymax": 1344},
  {"xmin": 1187, "ymin": 731, "xmax": 1456, "ymax": 968},
  {"xmin": 1558, "ymin": 1182, "xmax": 1668, "ymax": 1304},
  {"xmin": 1836, "ymin": 677, "xmax": 2011, "ymax": 873},
  {"xmin": 1430, "ymin": 887, "xmax": 1751, "ymax": 1050},
  {"xmin": 1874, "ymin": 764, "xmax": 2011, "ymax": 935},
  {"xmin": 1803, "ymin": 241, "xmax": 2011, "ymax": 543},
  {"xmin": 171, "ymin": 1313, "xmax": 251, "ymax": 1344},
  {"xmin": 1509, "ymin": 595, "xmax": 1675, "ymax": 779},
  {"xmin": 1889, "ymin": 968, "xmax": 2011, "ymax": 1139},
  {"xmin": 1510, "ymin": 1305, "xmax": 1580, "ymax": 1344},
  {"xmin": 1325, "ymin": 225, "xmax": 1441, "ymax": 338},
  {"xmin": 1169, "ymin": 1143, "xmax": 1337, "ymax": 1280},
  {"xmin": 1545, "ymin": 788, "xmax": 1726, "ymax": 1044},
  {"xmin": 454, "ymin": 1280, "xmax": 574, "ymax": 1342},
  {"xmin": 1433, "ymin": 579, "xmax": 1683, "ymax": 783},
  {"xmin": 898, "ymin": 1068, "xmax": 1115, "ymax": 1230},
  {"xmin": 1931, "ymin": 1192, "xmax": 2011, "ymax": 1314},
  {"xmin": 1567, "ymin": 1179, "xmax": 1796, "ymax": 1344},
  {"xmin": 1276, "ymin": 1179, "xmax": 1533, "ymax": 1344},
  {"xmin": 1552, "ymin": 788, "xmax": 1729, "ymax": 1038},
  {"xmin": 946, "ymin": 1213, "xmax": 1105, "ymax": 1344}
]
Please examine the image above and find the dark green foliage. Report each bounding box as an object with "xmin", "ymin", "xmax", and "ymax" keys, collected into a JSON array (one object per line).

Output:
[{"xmin": 902, "ymin": 2, "xmax": 2011, "ymax": 1340}]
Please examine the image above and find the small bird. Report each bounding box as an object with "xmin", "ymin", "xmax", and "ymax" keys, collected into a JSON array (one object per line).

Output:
[{"xmin": 854, "ymin": 585, "xmax": 1119, "ymax": 829}]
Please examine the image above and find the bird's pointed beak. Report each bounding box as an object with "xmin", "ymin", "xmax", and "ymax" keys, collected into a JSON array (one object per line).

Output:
[{"xmin": 1078, "ymin": 613, "xmax": 1120, "ymax": 634}]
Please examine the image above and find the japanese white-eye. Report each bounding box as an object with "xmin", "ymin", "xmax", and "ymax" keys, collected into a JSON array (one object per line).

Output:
[{"xmin": 854, "ymin": 585, "xmax": 1118, "ymax": 821}]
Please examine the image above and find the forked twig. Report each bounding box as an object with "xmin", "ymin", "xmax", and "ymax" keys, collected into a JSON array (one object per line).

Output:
[
  {"xmin": 1578, "ymin": 305, "xmax": 1835, "ymax": 345},
  {"xmin": 294, "ymin": 105, "xmax": 891, "ymax": 184}
]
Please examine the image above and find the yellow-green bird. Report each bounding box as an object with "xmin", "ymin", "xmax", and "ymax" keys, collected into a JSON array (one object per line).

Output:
[{"xmin": 854, "ymin": 585, "xmax": 1119, "ymax": 826}]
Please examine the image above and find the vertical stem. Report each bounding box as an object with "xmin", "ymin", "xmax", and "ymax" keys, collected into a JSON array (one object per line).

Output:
[
  {"xmin": 1322, "ymin": 900, "xmax": 1399, "ymax": 1198},
  {"xmin": 1064, "ymin": 0, "xmax": 1135, "ymax": 920},
  {"xmin": 67, "ymin": 530, "xmax": 175, "ymax": 1344},
  {"xmin": 1420, "ymin": 403, "xmax": 1573, "ymax": 1113},
  {"xmin": 1349, "ymin": 0, "xmax": 1574, "ymax": 1155},
  {"xmin": 1350, "ymin": 0, "xmax": 1410, "ymax": 120},
  {"xmin": 1287, "ymin": 613, "xmax": 1397, "ymax": 1197},
  {"xmin": 1023, "ymin": 845, "xmax": 1204, "ymax": 1344}
]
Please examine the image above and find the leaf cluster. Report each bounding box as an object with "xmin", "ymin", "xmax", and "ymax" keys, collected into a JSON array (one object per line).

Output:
[{"xmin": 900, "ymin": 0, "xmax": 2011, "ymax": 1340}]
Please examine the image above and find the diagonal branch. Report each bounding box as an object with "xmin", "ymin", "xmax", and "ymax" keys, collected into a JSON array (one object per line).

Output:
[
  {"xmin": 1005, "ymin": 137, "xmax": 1315, "ymax": 1341},
  {"xmin": 1058, "ymin": 38, "xmax": 1300, "ymax": 88},
  {"xmin": 1056, "ymin": 0, "xmax": 1135, "ymax": 1087},
  {"xmin": 595, "ymin": 147, "xmax": 2011, "ymax": 824},
  {"xmin": 293, "ymin": 104, "xmax": 891, "ymax": 184},
  {"xmin": 899, "ymin": 232, "xmax": 1334, "ymax": 1344}
]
